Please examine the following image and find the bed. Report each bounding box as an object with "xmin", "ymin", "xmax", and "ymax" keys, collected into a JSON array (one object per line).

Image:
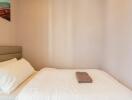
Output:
[
  {"xmin": 0, "ymin": 73, "xmax": 36, "ymax": 100},
  {"xmin": 0, "ymin": 46, "xmax": 24, "ymax": 100},
  {"xmin": 0, "ymin": 46, "xmax": 132, "ymax": 100}
]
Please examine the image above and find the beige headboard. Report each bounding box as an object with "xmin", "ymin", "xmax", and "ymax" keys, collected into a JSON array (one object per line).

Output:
[{"xmin": 0, "ymin": 46, "xmax": 22, "ymax": 62}]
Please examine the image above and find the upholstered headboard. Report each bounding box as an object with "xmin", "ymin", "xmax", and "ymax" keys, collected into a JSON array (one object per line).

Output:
[{"xmin": 0, "ymin": 46, "xmax": 22, "ymax": 62}]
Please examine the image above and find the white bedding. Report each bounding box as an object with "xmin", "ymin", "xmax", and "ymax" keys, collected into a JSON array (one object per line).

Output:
[
  {"xmin": 0, "ymin": 72, "xmax": 36, "ymax": 100},
  {"xmin": 17, "ymin": 68, "xmax": 132, "ymax": 100}
]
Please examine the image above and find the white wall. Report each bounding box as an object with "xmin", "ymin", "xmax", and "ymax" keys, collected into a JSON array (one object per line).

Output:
[
  {"xmin": 104, "ymin": 0, "xmax": 132, "ymax": 89},
  {"xmin": 16, "ymin": 0, "xmax": 49, "ymax": 70},
  {"xmin": 0, "ymin": 0, "xmax": 17, "ymax": 45},
  {"xmin": 16, "ymin": 0, "xmax": 104, "ymax": 69},
  {"xmin": 48, "ymin": 0, "xmax": 73, "ymax": 68},
  {"xmin": 49, "ymin": 0, "xmax": 104, "ymax": 68},
  {"xmin": 72, "ymin": 0, "xmax": 105, "ymax": 68}
]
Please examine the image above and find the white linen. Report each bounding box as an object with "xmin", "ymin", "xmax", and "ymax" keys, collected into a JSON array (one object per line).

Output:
[
  {"xmin": 0, "ymin": 58, "xmax": 17, "ymax": 67},
  {"xmin": 0, "ymin": 58, "xmax": 35, "ymax": 94},
  {"xmin": 0, "ymin": 58, "xmax": 17, "ymax": 93},
  {"xmin": 0, "ymin": 72, "xmax": 36, "ymax": 100},
  {"xmin": 17, "ymin": 68, "xmax": 132, "ymax": 100}
]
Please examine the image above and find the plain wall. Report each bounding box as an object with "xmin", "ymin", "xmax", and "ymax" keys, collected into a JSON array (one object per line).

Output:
[
  {"xmin": 49, "ymin": 0, "xmax": 105, "ymax": 68},
  {"xmin": 72, "ymin": 0, "xmax": 105, "ymax": 69},
  {"xmin": 16, "ymin": 0, "xmax": 49, "ymax": 70},
  {"xmin": 16, "ymin": 0, "xmax": 104, "ymax": 69},
  {"xmin": 103, "ymin": 0, "xmax": 132, "ymax": 89},
  {"xmin": 0, "ymin": 0, "xmax": 17, "ymax": 45}
]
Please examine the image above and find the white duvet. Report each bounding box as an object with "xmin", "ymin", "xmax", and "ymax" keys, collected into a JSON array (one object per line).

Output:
[{"xmin": 17, "ymin": 68, "xmax": 132, "ymax": 100}]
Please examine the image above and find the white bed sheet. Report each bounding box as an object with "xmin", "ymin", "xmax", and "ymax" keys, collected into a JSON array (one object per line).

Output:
[
  {"xmin": 17, "ymin": 68, "xmax": 132, "ymax": 100},
  {"xmin": 0, "ymin": 72, "xmax": 36, "ymax": 100}
]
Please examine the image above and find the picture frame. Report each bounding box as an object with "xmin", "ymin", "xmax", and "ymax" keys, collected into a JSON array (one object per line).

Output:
[{"xmin": 0, "ymin": 0, "xmax": 10, "ymax": 21}]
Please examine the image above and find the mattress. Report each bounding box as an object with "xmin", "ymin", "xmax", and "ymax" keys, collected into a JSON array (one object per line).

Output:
[
  {"xmin": 0, "ymin": 72, "xmax": 37, "ymax": 100},
  {"xmin": 17, "ymin": 68, "xmax": 132, "ymax": 100}
]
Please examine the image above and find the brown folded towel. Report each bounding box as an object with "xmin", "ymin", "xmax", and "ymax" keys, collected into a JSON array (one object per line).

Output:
[{"xmin": 76, "ymin": 72, "xmax": 93, "ymax": 83}]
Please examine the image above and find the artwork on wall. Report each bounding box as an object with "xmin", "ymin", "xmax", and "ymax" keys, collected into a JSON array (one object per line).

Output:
[{"xmin": 0, "ymin": 0, "xmax": 10, "ymax": 21}]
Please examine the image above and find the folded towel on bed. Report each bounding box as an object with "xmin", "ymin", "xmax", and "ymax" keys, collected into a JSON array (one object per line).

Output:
[{"xmin": 76, "ymin": 72, "xmax": 93, "ymax": 83}]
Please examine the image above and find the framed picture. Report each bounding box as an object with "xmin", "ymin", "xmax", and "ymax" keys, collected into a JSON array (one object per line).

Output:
[{"xmin": 0, "ymin": 0, "xmax": 10, "ymax": 21}]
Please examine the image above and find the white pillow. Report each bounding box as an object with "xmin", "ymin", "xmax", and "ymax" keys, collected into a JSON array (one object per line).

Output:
[
  {"xmin": 0, "ymin": 58, "xmax": 17, "ymax": 67},
  {"xmin": 0, "ymin": 58, "xmax": 35, "ymax": 94},
  {"xmin": 0, "ymin": 58, "xmax": 17, "ymax": 93}
]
